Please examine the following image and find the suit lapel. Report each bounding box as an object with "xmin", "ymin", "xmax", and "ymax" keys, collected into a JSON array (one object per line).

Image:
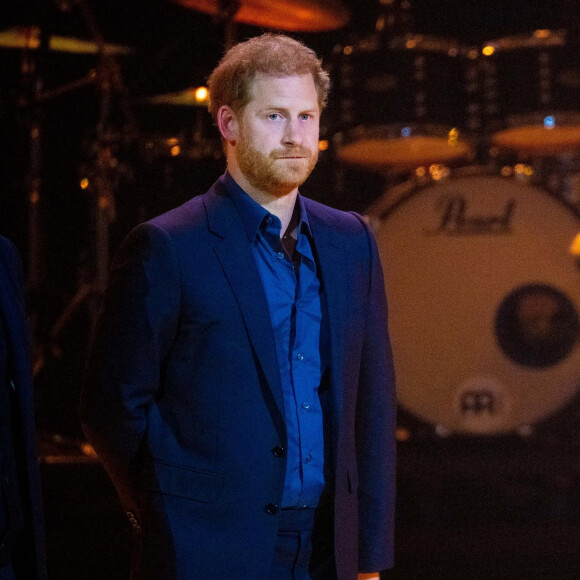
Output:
[
  {"xmin": 304, "ymin": 200, "xmax": 347, "ymax": 438},
  {"xmin": 203, "ymin": 186, "xmax": 286, "ymax": 433}
]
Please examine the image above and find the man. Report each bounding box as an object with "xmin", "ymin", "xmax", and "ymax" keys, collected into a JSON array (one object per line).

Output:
[
  {"xmin": 81, "ymin": 34, "xmax": 396, "ymax": 580},
  {"xmin": 0, "ymin": 236, "xmax": 46, "ymax": 580}
]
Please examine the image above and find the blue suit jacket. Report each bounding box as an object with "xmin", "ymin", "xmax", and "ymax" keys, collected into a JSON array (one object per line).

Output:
[
  {"xmin": 0, "ymin": 236, "xmax": 46, "ymax": 579},
  {"xmin": 81, "ymin": 176, "xmax": 396, "ymax": 579}
]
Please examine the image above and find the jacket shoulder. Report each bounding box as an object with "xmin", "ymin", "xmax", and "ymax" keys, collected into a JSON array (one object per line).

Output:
[
  {"xmin": 302, "ymin": 196, "xmax": 371, "ymax": 239},
  {"xmin": 136, "ymin": 177, "xmax": 228, "ymax": 239}
]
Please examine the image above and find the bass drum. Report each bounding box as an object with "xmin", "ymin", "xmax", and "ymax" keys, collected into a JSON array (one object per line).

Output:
[{"xmin": 368, "ymin": 167, "xmax": 580, "ymax": 435}]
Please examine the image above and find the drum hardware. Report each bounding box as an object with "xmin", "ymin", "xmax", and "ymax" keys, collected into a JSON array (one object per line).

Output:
[
  {"xmin": 489, "ymin": 112, "xmax": 580, "ymax": 205},
  {"xmin": 137, "ymin": 86, "xmax": 222, "ymax": 161},
  {"xmin": 0, "ymin": 26, "xmax": 134, "ymax": 56},
  {"xmin": 167, "ymin": 0, "xmax": 350, "ymax": 33},
  {"xmin": 333, "ymin": 123, "xmax": 474, "ymax": 174},
  {"xmin": 133, "ymin": 82, "xmax": 224, "ymax": 216},
  {"xmin": 167, "ymin": 0, "xmax": 349, "ymax": 50},
  {"xmin": 1, "ymin": 7, "xmax": 134, "ymax": 373},
  {"xmin": 31, "ymin": 0, "xmax": 140, "ymax": 361},
  {"xmin": 481, "ymin": 29, "xmax": 580, "ymax": 136},
  {"xmin": 368, "ymin": 166, "xmax": 580, "ymax": 437},
  {"xmin": 490, "ymin": 112, "xmax": 580, "ymax": 156},
  {"xmin": 327, "ymin": 32, "xmax": 483, "ymax": 176},
  {"xmin": 138, "ymin": 86, "xmax": 210, "ymax": 108},
  {"xmin": 482, "ymin": 29, "xmax": 580, "ymax": 204},
  {"xmin": 373, "ymin": 0, "xmax": 414, "ymax": 39}
]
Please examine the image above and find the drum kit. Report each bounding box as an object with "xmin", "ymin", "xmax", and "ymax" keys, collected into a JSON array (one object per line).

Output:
[
  {"xmin": 2, "ymin": 0, "xmax": 580, "ymax": 438},
  {"xmin": 350, "ymin": 22, "xmax": 580, "ymax": 437}
]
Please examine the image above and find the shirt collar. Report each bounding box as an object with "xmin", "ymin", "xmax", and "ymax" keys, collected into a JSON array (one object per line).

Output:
[{"xmin": 223, "ymin": 171, "xmax": 312, "ymax": 242}]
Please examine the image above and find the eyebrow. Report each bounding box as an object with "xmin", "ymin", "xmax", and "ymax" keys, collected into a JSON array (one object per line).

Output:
[{"xmin": 262, "ymin": 106, "xmax": 319, "ymax": 114}]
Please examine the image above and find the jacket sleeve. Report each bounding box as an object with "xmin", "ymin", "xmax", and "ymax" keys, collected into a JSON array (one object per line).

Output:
[
  {"xmin": 80, "ymin": 223, "xmax": 181, "ymax": 508},
  {"xmin": 353, "ymin": 216, "xmax": 397, "ymax": 572}
]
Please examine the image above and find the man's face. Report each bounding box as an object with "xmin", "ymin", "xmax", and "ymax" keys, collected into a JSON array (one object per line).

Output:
[{"xmin": 235, "ymin": 73, "xmax": 320, "ymax": 197}]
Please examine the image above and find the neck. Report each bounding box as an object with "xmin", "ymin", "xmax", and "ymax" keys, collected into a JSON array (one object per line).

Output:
[{"xmin": 228, "ymin": 164, "xmax": 299, "ymax": 236}]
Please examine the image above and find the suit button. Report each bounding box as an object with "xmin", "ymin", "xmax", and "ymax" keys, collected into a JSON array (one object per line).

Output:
[
  {"xmin": 271, "ymin": 446, "xmax": 285, "ymax": 457},
  {"xmin": 265, "ymin": 503, "xmax": 279, "ymax": 515}
]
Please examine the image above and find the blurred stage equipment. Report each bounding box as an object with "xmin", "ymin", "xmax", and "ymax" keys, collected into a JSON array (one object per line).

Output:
[
  {"xmin": 139, "ymin": 86, "xmax": 210, "ymax": 107},
  {"xmin": 137, "ymin": 86, "xmax": 220, "ymax": 160},
  {"xmin": 326, "ymin": 3, "xmax": 580, "ymax": 440},
  {"xmin": 168, "ymin": 0, "xmax": 349, "ymax": 48},
  {"xmin": 168, "ymin": 0, "xmax": 350, "ymax": 31},
  {"xmin": 482, "ymin": 29, "xmax": 580, "ymax": 203},
  {"xmin": 134, "ymin": 84, "xmax": 224, "ymax": 208},
  {"xmin": 367, "ymin": 166, "xmax": 580, "ymax": 436},
  {"xmin": 327, "ymin": 9, "xmax": 480, "ymax": 179},
  {"xmin": 0, "ymin": 25, "xmax": 134, "ymax": 55},
  {"xmin": 0, "ymin": 13, "xmax": 135, "ymax": 373},
  {"xmin": 12, "ymin": 0, "xmax": 139, "ymax": 362},
  {"xmin": 481, "ymin": 29, "xmax": 580, "ymax": 135}
]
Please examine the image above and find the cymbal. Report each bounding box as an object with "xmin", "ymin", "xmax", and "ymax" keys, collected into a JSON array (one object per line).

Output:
[
  {"xmin": 170, "ymin": 0, "xmax": 349, "ymax": 32},
  {"xmin": 0, "ymin": 26, "xmax": 134, "ymax": 55},
  {"xmin": 138, "ymin": 87, "xmax": 210, "ymax": 107}
]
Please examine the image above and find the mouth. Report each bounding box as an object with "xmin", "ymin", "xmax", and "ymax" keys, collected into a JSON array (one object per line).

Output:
[{"xmin": 273, "ymin": 148, "xmax": 311, "ymax": 160}]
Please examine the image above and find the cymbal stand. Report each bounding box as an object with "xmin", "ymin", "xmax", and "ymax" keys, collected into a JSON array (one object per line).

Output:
[
  {"xmin": 49, "ymin": 0, "xmax": 137, "ymax": 358},
  {"xmin": 14, "ymin": 23, "xmax": 50, "ymax": 375},
  {"xmin": 217, "ymin": 0, "xmax": 241, "ymax": 49}
]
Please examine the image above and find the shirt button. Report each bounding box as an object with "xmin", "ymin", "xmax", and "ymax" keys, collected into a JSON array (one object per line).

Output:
[
  {"xmin": 302, "ymin": 402, "xmax": 310, "ymax": 410},
  {"xmin": 297, "ymin": 352, "xmax": 304, "ymax": 361},
  {"xmin": 305, "ymin": 454, "xmax": 312, "ymax": 463},
  {"xmin": 265, "ymin": 503, "xmax": 279, "ymax": 515},
  {"xmin": 276, "ymin": 251, "xmax": 285, "ymax": 260},
  {"xmin": 271, "ymin": 446, "xmax": 285, "ymax": 457},
  {"xmin": 266, "ymin": 216, "xmax": 273, "ymax": 224}
]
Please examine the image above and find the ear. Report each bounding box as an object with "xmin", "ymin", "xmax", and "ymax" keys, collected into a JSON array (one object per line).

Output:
[{"xmin": 216, "ymin": 105, "xmax": 239, "ymax": 146}]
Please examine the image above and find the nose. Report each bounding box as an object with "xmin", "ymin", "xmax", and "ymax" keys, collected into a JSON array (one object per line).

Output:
[{"xmin": 283, "ymin": 118, "xmax": 303, "ymax": 145}]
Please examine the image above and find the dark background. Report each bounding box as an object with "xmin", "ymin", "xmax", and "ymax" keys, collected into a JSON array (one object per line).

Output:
[{"xmin": 2, "ymin": 0, "xmax": 580, "ymax": 578}]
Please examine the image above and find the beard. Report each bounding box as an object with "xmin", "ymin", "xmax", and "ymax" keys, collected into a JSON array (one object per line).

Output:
[{"xmin": 235, "ymin": 132, "xmax": 318, "ymax": 197}]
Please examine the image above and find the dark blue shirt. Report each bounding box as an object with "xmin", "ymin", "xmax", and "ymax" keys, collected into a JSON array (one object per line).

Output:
[{"xmin": 224, "ymin": 172, "xmax": 325, "ymax": 509}]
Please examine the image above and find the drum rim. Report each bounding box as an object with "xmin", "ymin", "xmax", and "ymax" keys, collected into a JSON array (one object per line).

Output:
[{"xmin": 366, "ymin": 164, "xmax": 580, "ymax": 222}]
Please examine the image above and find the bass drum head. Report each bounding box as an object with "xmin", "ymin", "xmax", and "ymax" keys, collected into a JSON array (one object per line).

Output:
[{"xmin": 369, "ymin": 168, "xmax": 580, "ymax": 435}]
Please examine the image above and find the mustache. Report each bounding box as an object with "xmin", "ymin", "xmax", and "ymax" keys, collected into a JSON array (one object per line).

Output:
[{"xmin": 271, "ymin": 146, "xmax": 313, "ymax": 158}]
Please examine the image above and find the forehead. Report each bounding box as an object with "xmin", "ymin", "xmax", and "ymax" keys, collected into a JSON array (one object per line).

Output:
[{"xmin": 247, "ymin": 73, "xmax": 318, "ymax": 107}]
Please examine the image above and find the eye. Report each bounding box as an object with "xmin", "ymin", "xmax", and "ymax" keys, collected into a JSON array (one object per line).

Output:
[
  {"xmin": 299, "ymin": 113, "xmax": 312, "ymax": 121},
  {"xmin": 268, "ymin": 113, "xmax": 283, "ymax": 120}
]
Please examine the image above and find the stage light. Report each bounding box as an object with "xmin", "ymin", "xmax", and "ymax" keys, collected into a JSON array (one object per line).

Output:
[
  {"xmin": 482, "ymin": 45, "xmax": 495, "ymax": 57},
  {"xmin": 195, "ymin": 86, "xmax": 209, "ymax": 103}
]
